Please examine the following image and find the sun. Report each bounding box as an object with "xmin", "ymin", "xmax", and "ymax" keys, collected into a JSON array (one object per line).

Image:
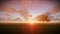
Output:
[{"xmin": 30, "ymin": 21, "xmax": 34, "ymax": 24}]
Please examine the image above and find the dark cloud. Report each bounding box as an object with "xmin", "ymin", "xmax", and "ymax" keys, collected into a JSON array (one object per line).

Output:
[{"xmin": 0, "ymin": 0, "xmax": 11, "ymax": 4}]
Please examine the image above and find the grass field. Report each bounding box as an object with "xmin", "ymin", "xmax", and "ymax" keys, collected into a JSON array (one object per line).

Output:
[{"xmin": 0, "ymin": 22, "xmax": 60, "ymax": 34}]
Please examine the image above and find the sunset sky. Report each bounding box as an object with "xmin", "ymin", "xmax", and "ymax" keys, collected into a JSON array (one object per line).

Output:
[{"xmin": 0, "ymin": 0, "xmax": 59, "ymax": 21}]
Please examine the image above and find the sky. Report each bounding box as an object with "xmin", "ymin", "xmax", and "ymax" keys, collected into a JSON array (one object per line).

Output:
[{"xmin": 0, "ymin": 0, "xmax": 58, "ymax": 21}]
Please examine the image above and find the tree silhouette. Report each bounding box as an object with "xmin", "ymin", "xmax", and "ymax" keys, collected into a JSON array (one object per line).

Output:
[{"xmin": 35, "ymin": 14, "xmax": 50, "ymax": 21}]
